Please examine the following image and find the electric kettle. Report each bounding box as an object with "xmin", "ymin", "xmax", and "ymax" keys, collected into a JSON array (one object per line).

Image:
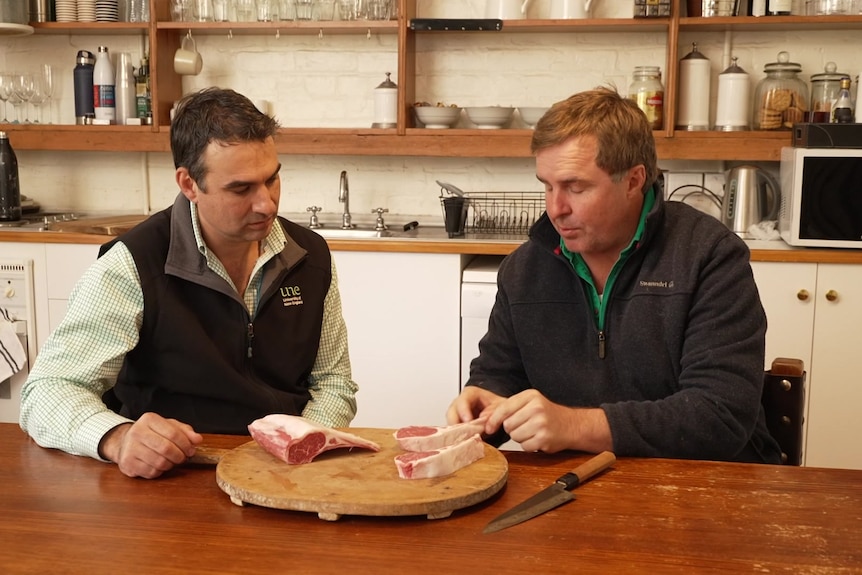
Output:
[{"xmin": 722, "ymin": 166, "xmax": 781, "ymax": 237}]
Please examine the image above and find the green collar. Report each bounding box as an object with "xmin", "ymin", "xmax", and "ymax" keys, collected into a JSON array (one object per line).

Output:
[{"xmin": 560, "ymin": 185, "xmax": 655, "ymax": 268}]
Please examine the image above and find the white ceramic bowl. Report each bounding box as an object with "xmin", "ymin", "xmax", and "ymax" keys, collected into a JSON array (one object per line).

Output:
[
  {"xmin": 414, "ymin": 106, "xmax": 462, "ymax": 129},
  {"xmin": 519, "ymin": 106, "xmax": 549, "ymax": 128},
  {"xmin": 465, "ymin": 106, "xmax": 515, "ymax": 129}
]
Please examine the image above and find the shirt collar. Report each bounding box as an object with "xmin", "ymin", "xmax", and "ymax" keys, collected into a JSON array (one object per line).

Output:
[
  {"xmin": 560, "ymin": 184, "xmax": 656, "ymax": 263},
  {"xmin": 189, "ymin": 201, "xmax": 287, "ymax": 260}
]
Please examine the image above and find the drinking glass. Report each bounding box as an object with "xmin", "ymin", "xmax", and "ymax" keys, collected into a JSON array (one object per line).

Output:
[
  {"xmin": 336, "ymin": 0, "xmax": 359, "ymax": 19},
  {"xmin": 194, "ymin": 0, "xmax": 214, "ymax": 21},
  {"xmin": 234, "ymin": 0, "xmax": 255, "ymax": 20},
  {"xmin": 294, "ymin": 0, "xmax": 314, "ymax": 19},
  {"xmin": 11, "ymin": 74, "xmax": 35, "ymax": 124},
  {"xmin": 256, "ymin": 0, "xmax": 277, "ymax": 21},
  {"xmin": 314, "ymin": 0, "xmax": 335, "ymax": 20},
  {"xmin": 364, "ymin": 0, "xmax": 390, "ymax": 19},
  {"xmin": 278, "ymin": 0, "xmax": 295, "ymax": 19},
  {"xmin": 39, "ymin": 65, "xmax": 55, "ymax": 124}
]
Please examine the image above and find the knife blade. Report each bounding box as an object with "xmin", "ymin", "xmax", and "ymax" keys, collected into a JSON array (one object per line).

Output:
[{"xmin": 483, "ymin": 450, "xmax": 616, "ymax": 534}]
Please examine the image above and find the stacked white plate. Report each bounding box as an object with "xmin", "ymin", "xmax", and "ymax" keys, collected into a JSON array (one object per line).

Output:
[
  {"xmin": 55, "ymin": 0, "xmax": 78, "ymax": 22},
  {"xmin": 77, "ymin": 0, "xmax": 97, "ymax": 22},
  {"xmin": 95, "ymin": 0, "xmax": 119, "ymax": 21}
]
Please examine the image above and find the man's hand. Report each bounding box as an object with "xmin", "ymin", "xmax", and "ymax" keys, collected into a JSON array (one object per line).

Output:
[
  {"xmin": 486, "ymin": 389, "xmax": 613, "ymax": 454},
  {"xmin": 98, "ymin": 412, "xmax": 203, "ymax": 479},
  {"xmin": 446, "ymin": 386, "xmax": 505, "ymax": 426}
]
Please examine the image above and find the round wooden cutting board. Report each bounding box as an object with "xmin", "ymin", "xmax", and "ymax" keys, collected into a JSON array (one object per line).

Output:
[{"xmin": 214, "ymin": 428, "xmax": 508, "ymax": 521}]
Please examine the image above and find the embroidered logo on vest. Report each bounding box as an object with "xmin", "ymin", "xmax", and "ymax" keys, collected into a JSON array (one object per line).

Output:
[{"xmin": 281, "ymin": 285, "xmax": 303, "ymax": 307}]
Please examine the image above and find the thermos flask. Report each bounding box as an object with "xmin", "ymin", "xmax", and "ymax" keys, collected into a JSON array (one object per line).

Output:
[
  {"xmin": 74, "ymin": 50, "xmax": 96, "ymax": 125},
  {"xmin": 0, "ymin": 131, "xmax": 22, "ymax": 222}
]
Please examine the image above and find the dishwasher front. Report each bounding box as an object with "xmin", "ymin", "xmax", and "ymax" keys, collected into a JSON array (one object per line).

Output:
[{"xmin": 461, "ymin": 255, "xmax": 521, "ymax": 451}]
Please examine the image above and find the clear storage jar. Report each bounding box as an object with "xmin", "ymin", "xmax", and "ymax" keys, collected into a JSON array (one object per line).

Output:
[
  {"xmin": 629, "ymin": 65, "xmax": 664, "ymax": 130},
  {"xmin": 753, "ymin": 51, "xmax": 809, "ymax": 131},
  {"xmin": 809, "ymin": 62, "xmax": 850, "ymax": 123}
]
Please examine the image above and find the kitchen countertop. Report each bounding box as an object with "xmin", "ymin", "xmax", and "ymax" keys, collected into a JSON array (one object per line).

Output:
[
  {"xmin": 2, "ymin": 424, "xmax": 861, "ymax": 574},
  {"xmin": 1, "ymin": 214, "xmax": 861, "ymax": 262}
]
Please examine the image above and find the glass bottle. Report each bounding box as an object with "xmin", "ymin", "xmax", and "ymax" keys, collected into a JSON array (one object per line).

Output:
[
  {"xmin": 629, "ymin": 65, "xmax": 664, "ymax": 130},
  {"xmin": 753, "ymin": 51, "xmax": 808, "ymax": 131},
  {"xmin": 831, "ymin": 78, "xmax": 854, "ymax": 123}
]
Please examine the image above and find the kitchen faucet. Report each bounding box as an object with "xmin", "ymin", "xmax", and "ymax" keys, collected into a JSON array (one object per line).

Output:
[{"xmin": 339, "ymin": 170, "xmax": 353, "ymax": 229}]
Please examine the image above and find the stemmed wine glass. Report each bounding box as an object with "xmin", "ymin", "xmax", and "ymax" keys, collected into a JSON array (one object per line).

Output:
[
  {"xmin": 0, "ymin": 74, "xmax": 11, "ymax": 123},
  {"xmin": 10, "ymin": 74, "xmax": 35, "ymax": 124},
  {"xmin": 38, "ymin": 65, "xmax": 54, "ymax": 124}
]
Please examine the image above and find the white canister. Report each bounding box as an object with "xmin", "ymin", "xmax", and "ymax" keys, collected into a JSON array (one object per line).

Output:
[
  {"xmin": 715, "ymin": 57, "xmax": 751, "ymax": 131},
  {"xmin": 372, "ymin": 72, "xmax": 397, "ymax": 129},
  {"xmin": 676, "ymin": 43, "xmax": 711, "ymax": 130}
]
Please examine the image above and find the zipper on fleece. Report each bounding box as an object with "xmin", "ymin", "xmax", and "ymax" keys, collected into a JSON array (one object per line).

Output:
[{"xmin": 247, "ymin": 322, "xmax": 254, "ymax": 358}]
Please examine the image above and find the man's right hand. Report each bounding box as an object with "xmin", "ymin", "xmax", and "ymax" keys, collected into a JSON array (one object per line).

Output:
[{"xmin": 98, "ymin": 412, "xmax": 203, "ymax": 479}]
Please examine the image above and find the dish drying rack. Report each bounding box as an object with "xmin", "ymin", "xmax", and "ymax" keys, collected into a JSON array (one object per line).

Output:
[{"xmin": 463, "ymin": 191, "xmax": 546, "ymax": 234}]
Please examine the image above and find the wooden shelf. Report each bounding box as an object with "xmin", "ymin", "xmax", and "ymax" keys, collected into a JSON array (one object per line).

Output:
[
  {"xmin": 4, "ymin": 123, "xmax": 792, "ymax": 160},
  {"xmin": 9, "ymin": 2, "xmax": 854, "ymax": 161}
]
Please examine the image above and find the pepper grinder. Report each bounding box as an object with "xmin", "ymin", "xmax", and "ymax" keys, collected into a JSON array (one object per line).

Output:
[{"xmin": 372, "ymin": 72, "xmax": 397, "ymax": 129}]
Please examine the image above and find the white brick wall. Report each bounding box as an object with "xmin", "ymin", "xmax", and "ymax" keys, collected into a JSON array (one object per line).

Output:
[{"xmin": 2, "ymin": 3, "xmax": 861, "ymax": 222}]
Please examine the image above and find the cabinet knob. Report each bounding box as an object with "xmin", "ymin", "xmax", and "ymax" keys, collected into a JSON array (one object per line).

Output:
[
  {"xmin": 825, "ymin": 289, "xmax": 839, "ymax": 302},
  {"xmin": 796, "ymin": 289, "xmax": 809, "ymax": 301}
]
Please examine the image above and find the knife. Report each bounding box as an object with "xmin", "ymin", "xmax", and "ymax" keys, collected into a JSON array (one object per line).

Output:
[{"xmin": 483, "ymin": 450, "xmax": 616, "ymax": 534}]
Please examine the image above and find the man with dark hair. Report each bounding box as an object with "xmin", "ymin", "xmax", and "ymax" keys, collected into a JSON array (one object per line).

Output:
[
  {"xmin": 448, "ymin": 87, "xmax": 782, "ymax": 464},
  {"xmin": 21, "ymin": 87, "xmax": 357, "ymax": 478}
]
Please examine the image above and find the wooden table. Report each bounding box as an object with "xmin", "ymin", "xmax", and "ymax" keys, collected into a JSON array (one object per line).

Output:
[{"xmin": 1, "ymin": 424, "xmax": 860, "ymax": 574}]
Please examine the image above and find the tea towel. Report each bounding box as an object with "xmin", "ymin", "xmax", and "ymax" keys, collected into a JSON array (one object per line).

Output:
[{"xmin": 0, "ymin": 308, "xmax": 26, "ymax": 382}]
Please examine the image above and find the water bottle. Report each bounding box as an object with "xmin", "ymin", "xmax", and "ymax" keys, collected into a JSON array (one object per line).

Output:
[
  {"xmin": 114, "ymin": 52, "xmax": 136, "ymax": 125},
  {"xmin": 94, "ymin": 46, "xmax": 116, "ymax": 123},
  {"xmin": 0, "ymin": 132, "xmax": 21, "ymax": 222},
  {"xmin": 74, "ymin": 50, "xmax": 96, "ymax": 125}
]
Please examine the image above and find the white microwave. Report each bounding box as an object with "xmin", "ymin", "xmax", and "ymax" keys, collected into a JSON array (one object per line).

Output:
[{"xmin": 779, "ymin": 146, "xmax": 862, "ymax": 249}]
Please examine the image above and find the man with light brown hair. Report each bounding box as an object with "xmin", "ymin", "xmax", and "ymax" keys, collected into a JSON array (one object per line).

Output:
[{"xmin": 448, "ymin": 87, "xmax": 782, "ymax": 464}]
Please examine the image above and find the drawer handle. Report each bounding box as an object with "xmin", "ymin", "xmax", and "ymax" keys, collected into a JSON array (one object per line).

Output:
[
  {"xmin": 825, "ymin": 290, "xmax": 838, "ymax": 302},
  {"xmin": 796, "ymin": 289, "xmax": 809, "ymax": 301}
]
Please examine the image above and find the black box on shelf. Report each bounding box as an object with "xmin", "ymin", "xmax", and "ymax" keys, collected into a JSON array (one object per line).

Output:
[{"xmin": 792, "ymin": 123, "xmax": 862, "ymax": 148}]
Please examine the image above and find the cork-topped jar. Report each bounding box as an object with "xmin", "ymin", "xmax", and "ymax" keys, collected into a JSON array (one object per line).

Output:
[{"xmin": 753, "ymin": 51, "xmax": 809, "ymax": 130}]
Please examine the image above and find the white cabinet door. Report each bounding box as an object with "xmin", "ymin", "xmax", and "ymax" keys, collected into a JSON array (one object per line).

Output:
[
  {"xmin": 44, "ymin": 244, "xmax": 100, "ymax": 333},
  {"xmin": 332, "ymin": 251, "xmax": 462, "ymax": 429},
  {"xmin": 805, "ymin": 264, "xmax": 862, "ymax": 470},
  {"xmin": 751, "ymin": 261, "xmax": 817, "ymax": 371}
]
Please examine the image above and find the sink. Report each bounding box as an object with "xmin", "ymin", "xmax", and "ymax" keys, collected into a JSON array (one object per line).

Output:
[{"xmin": 309, "ymin": 227, "xmax": 395, "ymax": 239}]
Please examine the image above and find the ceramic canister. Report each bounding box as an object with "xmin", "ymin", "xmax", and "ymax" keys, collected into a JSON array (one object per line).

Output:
[
  {"xmin": 715, "ymin": 56, "xmax": 751, "ymax": 131},
  {"xmin": 372, "ymin": 72, "xmax": 397, "ymax": 128},
  {"xmin": 677, "ymin": 43, "xmax": 711, "ymax": 130}
]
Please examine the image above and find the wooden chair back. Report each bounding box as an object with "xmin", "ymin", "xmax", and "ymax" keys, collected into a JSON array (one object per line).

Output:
[{"xmin": 762, "ymin": 357, "xmax": 806, "ymax": 466}]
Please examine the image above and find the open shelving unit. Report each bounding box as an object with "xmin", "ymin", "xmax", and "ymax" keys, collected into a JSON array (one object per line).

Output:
[{"xmin": 4, "ymin": 1, "xmax": 862, "ymax": 160}]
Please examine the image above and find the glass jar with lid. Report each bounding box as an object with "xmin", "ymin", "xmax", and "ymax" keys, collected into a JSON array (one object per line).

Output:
[
  {"xmin": 809, "ymin": 62, "xmax": 850, "ymax": 123},
  {"xmin": 629, "ymin": 65, "xmax": 664, "ymax": 130},
  {"xmin": 753, "ymin": 51, "xmax": 809, "ymax": 130}
]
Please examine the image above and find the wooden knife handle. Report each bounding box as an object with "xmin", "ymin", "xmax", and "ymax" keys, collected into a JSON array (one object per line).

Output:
[
  {"xmin": 186, "ymin": 446, "xmax": 231, "ymax": 466},
  {"xmin": 557, "ymin": 451, "xmax": 616, "ymax": 490}
]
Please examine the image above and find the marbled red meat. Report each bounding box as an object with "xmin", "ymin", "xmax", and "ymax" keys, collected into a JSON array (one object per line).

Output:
[
  {"xmin": 393, "ymin": 419, "xmax": 486, "ymax": 452},
  {"xmin": 394, "ymin": 434, "xmax": 485, "ymax": 479},
  {"xmin": 248, "ymin": 414, "xmax": 380, "ymax": 464}
]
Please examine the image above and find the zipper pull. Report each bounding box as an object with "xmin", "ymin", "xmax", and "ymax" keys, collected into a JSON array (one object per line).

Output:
[
  {"xmin": 247, "ymin": 322, "xmax": 254, "ymax": 358},
  {"xmin": 598, "ymin": 331, "xmax": 606, "ymax": 359}
]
